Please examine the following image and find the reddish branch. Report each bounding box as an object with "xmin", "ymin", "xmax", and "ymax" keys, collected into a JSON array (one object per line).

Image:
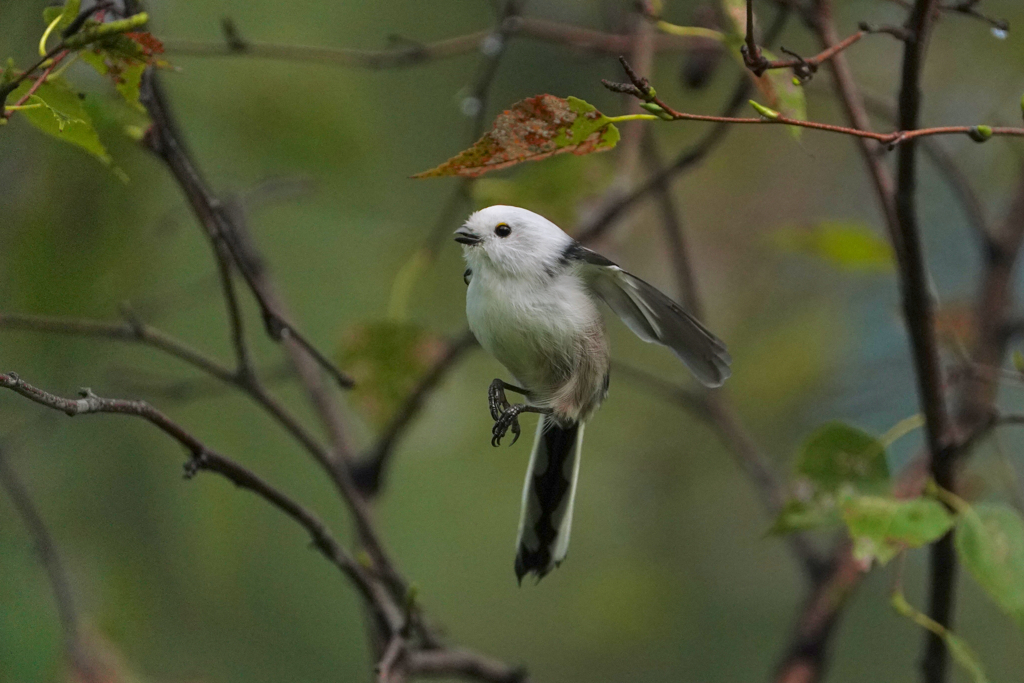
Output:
[{"xmin": 602, "ymin": 57, "xmax": 1024, "ymax": 147}]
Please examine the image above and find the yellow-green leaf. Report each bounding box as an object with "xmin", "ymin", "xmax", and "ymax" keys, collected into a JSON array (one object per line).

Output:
[
  {"xmin": 796, "ymin": 421, "xmax": 889, "ymax": 493},
  {"xmin": 8, "ymin": 77, "xmax": 113, "ymax": 167},
  {"xmin": 842, "ymin": 495, "xmax": 954, "ymax": 566},
  {"xmin": 955, "ymin": 503, "xmax": 1024, "ymax": 630},
  {"xmin": 413, "ymin": 95, "xmax": 620, "ymax": 178},
  {"xmin": 42, "ymin": 0, "xmax": 80, "ymax": 31},
  {"xmin": 771, "ymin": 221, "xmax": 894, "ymax": 272}
]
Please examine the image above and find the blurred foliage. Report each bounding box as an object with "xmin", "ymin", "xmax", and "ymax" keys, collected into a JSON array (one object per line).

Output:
[{"xmin": 3, "ymin": 1, "xmax": 1024, "ymax": 683}]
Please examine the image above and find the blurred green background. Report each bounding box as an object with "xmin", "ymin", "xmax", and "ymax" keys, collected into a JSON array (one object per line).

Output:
[{"xmin": 3, "ymin": 1, "xmax": 1024, "ymax": 681}]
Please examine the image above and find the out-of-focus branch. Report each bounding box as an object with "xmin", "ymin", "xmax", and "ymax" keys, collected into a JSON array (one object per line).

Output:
[
  {"xmin": 353, "ymin": 331, "xmax": 478, "ymax": 496},
  {"xmin": 0, "ymin": 446, "xmax": 100, "ymax": 683},
  {"xmin": 162, "ymin": 15, "xmax": 717, "ymax": 67},
  {"xmin": 139, "ymin": 73, "xmax": 354, "ymax": 391},
  {"xmin": 407, "ymin": 648, "xmax": 527, "ymax": 683},
  {"xmin": 636, "ymin": 139, "xmax": 826, "ymax": 579},
  {"xmin": 810, "ymin": 0, "xmax": 900, "ymax": 246}
]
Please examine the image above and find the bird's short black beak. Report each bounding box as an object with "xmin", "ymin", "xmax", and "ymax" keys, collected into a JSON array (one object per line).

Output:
[{"xmin": 454, "ymin": 227, "xmax": 482, "ymax": 245}]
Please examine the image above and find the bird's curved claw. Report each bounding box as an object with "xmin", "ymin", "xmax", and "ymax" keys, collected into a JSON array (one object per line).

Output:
[{"xmin": 491, "ymin": 404, "xmax": 524, "ymax": 447}]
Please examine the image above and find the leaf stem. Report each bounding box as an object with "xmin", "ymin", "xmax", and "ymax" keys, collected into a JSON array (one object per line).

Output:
[
  {"xmin": 39, "ymin": 14, "xmax": 63, "ymax": 57},
  {"xmin": 654, "ymin": 21, "xmax": 726, "ymax": 42},
  {"xmin": 605, "ymin": 113, "xmax": 661, "ymax": 123}
]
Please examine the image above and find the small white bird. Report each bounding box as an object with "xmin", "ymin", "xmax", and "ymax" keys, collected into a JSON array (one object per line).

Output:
[{"xmin": 456, "ymin": 205, "xmax": 731, "ymax": 582}]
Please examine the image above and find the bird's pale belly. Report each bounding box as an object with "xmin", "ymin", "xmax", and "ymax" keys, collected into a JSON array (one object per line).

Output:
[{"xmin": 466, "ymin": 275, "xmax": 609, "ymax": 419}]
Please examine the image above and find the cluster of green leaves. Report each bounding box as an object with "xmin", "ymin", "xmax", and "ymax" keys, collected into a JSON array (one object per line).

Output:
[
  {"xmin": 772, "ymin": 420, "xmax": 1024, "ymax": 682},
  {"xmin": 1, "ymin": 0, "xmax": 166, "ymax": 178}
]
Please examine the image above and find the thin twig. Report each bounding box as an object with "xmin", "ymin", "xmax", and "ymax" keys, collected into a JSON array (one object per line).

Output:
[
  {"xmin": 602, "ymin": 59, "xmax": 1024, "ymax": 146},
  {"xmin": 138, "ymin": 72, "xmax": 354, "ymax": 390},
  {"xmin": 0, "ymin": 371, "xmax": 398, "ymax": 627},
  {"xmin": 161, "ymin": 16, "xmax": 716, "ymax": 68},
  {"xmin": 575, "ymin": 5, "xmax": 788, "ymax": 245}
]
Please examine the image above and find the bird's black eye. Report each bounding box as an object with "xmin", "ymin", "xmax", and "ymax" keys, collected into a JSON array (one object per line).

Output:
[{"xmin": 494, "ymin": 223, "xmax": 511, "ymax": 237}]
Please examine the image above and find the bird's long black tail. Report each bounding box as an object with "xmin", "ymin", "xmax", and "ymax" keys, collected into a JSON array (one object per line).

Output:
[{"xmin": 514, "ymin": 416, "xmax": 584, "ymax": 583}]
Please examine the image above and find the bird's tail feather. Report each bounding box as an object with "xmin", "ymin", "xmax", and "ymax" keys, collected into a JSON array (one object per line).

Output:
[{"xmin": 514, "ymin": 416, "xmax": 584, "ymax": 583}]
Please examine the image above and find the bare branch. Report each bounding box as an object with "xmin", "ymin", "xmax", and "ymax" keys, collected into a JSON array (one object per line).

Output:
[
  {"xmin": 576, "ymin": 5, "xmax": 791, "ymax": 245},
  {"xmin": 602, "ymin": 58, "xmax": 1024, "ymax": 147},
  {"xmin": 0, "ymin": 371, "xmax": 397, "ymax": 628},
  {"xmin": 138, "ymin": 72, "xmax": 354, "ymax": 391}
]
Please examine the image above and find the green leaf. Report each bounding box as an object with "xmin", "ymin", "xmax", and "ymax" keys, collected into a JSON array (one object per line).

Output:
[
  {"xmin": 768, "ymin": 498, "xmax": 842, "ymax": 535},
  {"xmin": 43, "ymin": 0, "xmax": 80, "ymax": 31},
  {"xmin": 413, "ymin": 95, "xmax": 619, "ymax": 178},
  {"xmin": 8, "ymin": 76, "xmax": 114, "ymax": 169},
  {"xmin": 795, "ymin": 421, "xmax": 889, "ymax": 493},
  {"xmin": 749, "ymin": 99, "xmax": 779, "ymax": 120},
  {"xmin": 842, "ymin": 496, "xmax": 954, "ymax": 566},
  {"xmin": 337, "ymin": 320, "xmax": 445, "ymax": 429},
  {"xmin": 955, "ymin": 502, "xmax": 1024, "ymax": 630},
  {"xmin": 771, "ymin": 221, "xmax": 894, "ymax": 272}
]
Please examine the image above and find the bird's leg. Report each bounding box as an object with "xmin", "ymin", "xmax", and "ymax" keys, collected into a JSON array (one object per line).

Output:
[
  {"xmin": 492, "ymin": 404, "xmax": 550, "ymax": 448},
  {"xmin": 488, "ymin": 378, "xmax": 530, "ymax": 421}
]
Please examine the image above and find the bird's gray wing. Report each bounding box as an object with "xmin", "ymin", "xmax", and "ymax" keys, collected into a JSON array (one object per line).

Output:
[{"xmin": 568, "ymin": 244, "xmax": 731, "ymax": 387}]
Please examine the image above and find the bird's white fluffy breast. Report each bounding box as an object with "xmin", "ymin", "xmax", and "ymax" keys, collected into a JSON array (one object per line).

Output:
[{"xmin": 465, "ymin": 265, "xmax": 600, "ymax": 395}]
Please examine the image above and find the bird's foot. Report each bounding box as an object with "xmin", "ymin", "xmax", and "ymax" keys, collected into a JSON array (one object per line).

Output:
[
  {"xmin": 492, "ymin": 404, "xmax": 527, "ymax": 447},
  {"xmin": 488, "ymin": 378, "xmax": 512, "ymax": 421}
]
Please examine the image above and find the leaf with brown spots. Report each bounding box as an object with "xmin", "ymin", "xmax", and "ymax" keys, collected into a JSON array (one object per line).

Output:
[{"xmin": 413, "ymin": 95, "xmax": 620, "ymax": 179}]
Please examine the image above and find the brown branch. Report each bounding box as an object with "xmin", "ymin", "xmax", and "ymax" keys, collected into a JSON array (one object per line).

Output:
[
  {"xmin": 0, "ymin": 371, "xmax": 398, "ymax": 628},
  {"xmin": 575, "ymin": 4, "xmax": 793, "ymax": 245},
  {"xmin": 138, "ymin": 73, "xmax": 354, "ymax": 391},
  {"xmin": 0, "ymin": 446, "xmax": 101, "ymax": 683},
  {"xmin": 888, "ymin": 2, "xmax": 959, "ymax": 681},
  {"xmin": 123, "ymin": 4, "xmax": 527, "ymax": 674},
  {"xmin": 634, "ymin": 134, "xmax": 827, "ymax": 579},
  {"xmin": 602, "ymin": 61, "xmax": 1024, "ymax": 146},
  {"xmin": 407, "ymin": 648, "xmax": 527, "ymax": 682},
  {"xmin": 161, "ymin": 15, "xmax": 717, "ymax": 68},
  {"xmin": 0, "ymin": 311, "xmax": 338, "ymax": 482}
]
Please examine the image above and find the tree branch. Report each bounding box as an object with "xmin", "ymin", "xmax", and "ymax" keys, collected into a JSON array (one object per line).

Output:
[
  {"xmin": 161, "ymin": 15, "xmax": 717, "ymax": 68},
  {"xmin": 0, "ymin": 371, "xmax": 398, "ymax": 628},
  {"xmin": 138, "ymin": 72, "xmax": 354, "ymax": 391}
]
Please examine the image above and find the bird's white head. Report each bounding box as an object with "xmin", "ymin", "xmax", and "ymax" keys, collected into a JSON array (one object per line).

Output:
[{"xmin": 455, "ymin": 205, "xmax": 573, "ymax": 278}]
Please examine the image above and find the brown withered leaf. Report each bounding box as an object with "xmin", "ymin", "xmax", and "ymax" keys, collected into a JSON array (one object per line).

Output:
[{"xmin": 413, "ymin": 95, "xmax": 620, "ymax": 179}]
